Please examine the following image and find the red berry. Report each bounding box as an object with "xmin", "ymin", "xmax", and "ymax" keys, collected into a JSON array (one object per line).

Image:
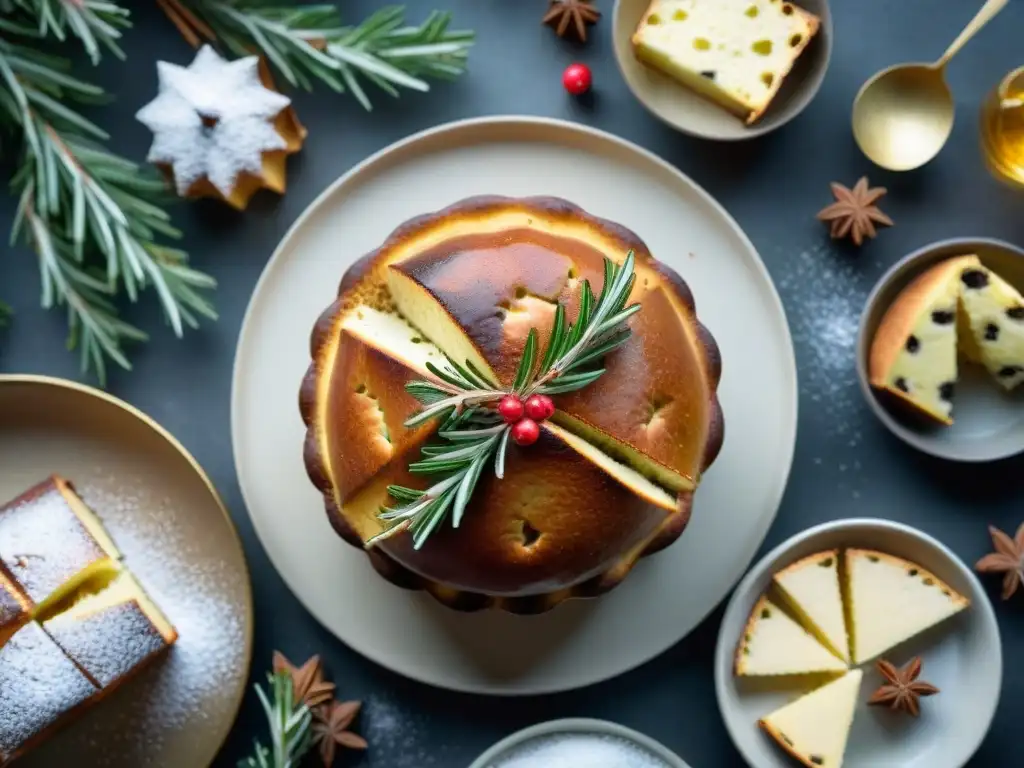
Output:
[
  {"xmin": 562, "ymin": 63, "xmax": 592, "ymax": 96},
  {"xmin": 524, "ymin": 394, "xmax": 555, "ymax": 422},
  {"xmin": 497, "ymin": 395, "xmax": 525, "ymax": 424},
  {"xmin": 511, "ymin": 418, "xmax": 540, "ymax": 446}
]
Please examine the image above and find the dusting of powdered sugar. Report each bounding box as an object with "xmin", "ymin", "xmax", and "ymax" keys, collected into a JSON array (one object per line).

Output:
[
  {"xmin": 774, "ymin": 241, "xmax": 879, "ymax": 489},
  {"xmin": 135, "ymin": 45, "xmax": 291, "ymax": 197},
  {"xmin": 486, "ymin": 732, "xmax": 673, "ymax": 768},
  {"xmin": 362, "ymin": 692, "xmax": 444, "ymax": 767},
  {"xmin": 20, "ymin": 475, "xmax": 249, "ymax": 768}
]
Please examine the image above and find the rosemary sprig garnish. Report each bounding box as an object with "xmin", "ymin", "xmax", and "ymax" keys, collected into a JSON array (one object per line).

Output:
[
  {"xmin": 239, "ymin": 672, "xmax": 313, "ymax": 768},
  {"xmin": 367, "ymin": 251, "xmax": 640, "ymax": 550}
]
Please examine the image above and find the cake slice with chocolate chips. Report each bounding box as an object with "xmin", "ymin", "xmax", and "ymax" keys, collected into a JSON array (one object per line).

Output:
[
  {"xmin": 957, "ymin": 263, "xmax": 1024, "ymax": 390},
  {"xmin": 868, "ymin": 255, "xmax": 981, "ymax": 424}
]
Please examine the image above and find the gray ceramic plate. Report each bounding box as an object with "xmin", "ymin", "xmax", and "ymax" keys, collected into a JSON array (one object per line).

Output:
[
  {"xmin": 714, "ymin": 518, "xmax": 1001, "ymax": 768},
  {"xmin": 857, "ymin": 238, "xmax": 1024, "ymax": 462},
  {"xmin": 612, "ymin": 0, "xmax": 833, "ymax": 140},
  {"xmin": 0, "ymin": 375, "xmax": 253, "ymax": 768},
  {"xmin": 468, "ymin": 718, "xmax": 692, "ymax": 768}
]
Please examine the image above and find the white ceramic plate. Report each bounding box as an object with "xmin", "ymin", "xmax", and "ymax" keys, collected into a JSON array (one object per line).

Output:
[
  {"xmin": 468, "ymin": 718, "xmax": 692, "ymax": 768},
  {"xmin": 231, "ymin": 116, "xmax": 798, "ymax": 695},
  {"xmin": 714, "ymin": 518, "xmax": 1001, "ymax": 768}
]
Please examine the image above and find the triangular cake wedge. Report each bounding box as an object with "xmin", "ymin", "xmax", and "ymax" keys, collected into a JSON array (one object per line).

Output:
[
  {"xmin": 758, "ymin": 669, "xmax": 863, "ymax": 768},
  {"xmin": 387, "ymin": 244, "xmax": 720, "ymax": 492},
  {"xmin": 735, "ymin": 596, "xmax": 847, "ymax": 676},
  {"xmin": 43, "ymin": 570, "xmax": 176, "ymax": 692},
  {"xmin": 957, "ymin": 262, "xmax": 1024, "ymax": 390},
  {"xmin": 773, "ymin": 550, "xmax": 849, "ymax": 662},
  {"xmin": 344, "ymin": 422, "xmax": 680, "ymax": 597},
  {"xmin": 845, "ymin": 549, "xmax": 969, "ymax": 664},
  {"xmin": 0, "ymin": 476, "xmax": 122, "ymax": 616},
  {"xmin": 0, "ymin": 622, "xmax": 99, "ymax": 766},
  {"xmin": 868, "ymin": 255, "xmax": 980, "ymax": 424}
]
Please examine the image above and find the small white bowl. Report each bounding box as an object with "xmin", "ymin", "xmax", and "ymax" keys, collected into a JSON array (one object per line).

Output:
[
  {"xmin": 612, "ymin": 0, "xmax": 833, "ymax": 140},
  {"xmin": 468, "ymin": 718, "xmax": 692, "ymax": 768},
  {"xmin": 714, "ymin": 518, "xmax": 1001, "ymax": 768}
]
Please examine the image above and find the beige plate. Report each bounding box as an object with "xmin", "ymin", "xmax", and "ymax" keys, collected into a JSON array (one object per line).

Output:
[
  {"xmin": 613, "ymin": 0, "xmax": 833, "ymax": 140},
  {"xmin": 0, "ymin": 375, "xmax": 253, "ymax": 768},
  {"xmin": 232, "ymin": 116, "xmax": 798, "ymax": 695}
]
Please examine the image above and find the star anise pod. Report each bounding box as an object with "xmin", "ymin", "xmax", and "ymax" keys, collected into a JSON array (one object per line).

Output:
[
  {"xmin": 272, "ymin": 651, "xmax": 336, "ymax": 710},
  {"xmin": 542, "ymin": 0, "xmax": 601, "ymax": 42},
  {"xmin": 312, "ymin": 699, "xmax": 367, "ymax": 766},
  {"xmin": 816, "ymin": 177, "xmax": 894, "ymax": 246},
  {"xmin": 975, "ymin": 522, "xmax": 1024, "ymax": 600},
  {"xmin": 867, "ymin": 657, "xmax": 939, "ymax": 717}
]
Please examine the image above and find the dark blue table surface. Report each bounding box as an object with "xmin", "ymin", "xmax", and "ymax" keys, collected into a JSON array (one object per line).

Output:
[{"xmin": 2, "ymin": 1, "xmax": 1022, "ymax": 766}]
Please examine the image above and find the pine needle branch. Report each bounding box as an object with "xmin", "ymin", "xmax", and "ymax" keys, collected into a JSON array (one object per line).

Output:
[
  {"xmin": 0, "ymin": 28, "xmax": 217, "ymax": 384},
  {"xmin": 0, "ymin": 0, "xmax": 132, "ymax": 63},
  {"xmin": 163, "ymin": 1, "xmax": 475, "ymax": 110},
  {"xmin": 238, "ymin": 672, "xmax": 313, "ymax": 768}
]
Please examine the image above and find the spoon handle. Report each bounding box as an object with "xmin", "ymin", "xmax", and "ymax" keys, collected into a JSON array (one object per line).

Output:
[{"xmin": 936, "ymin": 0, "xmax": 1009, "ymax": 69}]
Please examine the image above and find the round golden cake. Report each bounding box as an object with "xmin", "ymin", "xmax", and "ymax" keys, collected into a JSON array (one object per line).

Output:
[{"xmin": 300, "ymin": 196, "xmax": 724, "ymax": 613}]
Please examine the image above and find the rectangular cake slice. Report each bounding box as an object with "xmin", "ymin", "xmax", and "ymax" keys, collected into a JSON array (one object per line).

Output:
[
  {"xmin": 631, "ymin": 0, "xmax": 821, "ymax": 124},
  {"xmin": 43, "ymin": 570, "xmax": 177, "ymax": 692},
  {"xmin": 0, "ymin": 622, "xmax": 99, "ymax": 767},
  {"xmin": 0, "ymin": 476, "xmax": 122, "ymax": 615}
]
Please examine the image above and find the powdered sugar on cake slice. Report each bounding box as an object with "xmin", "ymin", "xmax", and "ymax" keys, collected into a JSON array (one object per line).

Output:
[{"xmin": 135, "ymin": 45, "xmax": 291, "ymax": 197}]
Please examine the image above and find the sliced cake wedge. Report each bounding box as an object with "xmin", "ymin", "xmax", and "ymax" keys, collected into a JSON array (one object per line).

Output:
[
  {"xmin": 773, "ymin": 550, "xmax": 849, "ymax": 662},
  {"xmin": 735, "ymin": 595, "xmax": 847, "ymax": 676},
  {"xmin": 868, "ymin": 255, "xmax": 981, "ymax": 424},
  {"xmin": 759, "ymin": 669, "xmax": 863, "ymax": 768},
  {"xmin": 845, "ymin": 549, "xmax": 969, "ymax": 664},
  {"xmin": 631, "ymin": 0, "xmax": 821, "ymax": 124},
  {"xmin": 957, "ymin": 262, "xmax": 1024, "ymax": 390}
]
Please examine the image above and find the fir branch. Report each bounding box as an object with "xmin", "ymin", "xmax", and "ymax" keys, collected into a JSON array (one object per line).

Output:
[
  {"xmin": 0, "ymin": 31, "xmax": 217, "ymax": 384},
  {"xmin": 162, "ymin": 1, "xmax": 475, "ymax": 111},
  {"xmin": 369, "ymin": 253, "xmax": 640, "ymax": 550},
  {"xmin": 239, "ymin": 672, "xmax": 313, "ymax": 768},
  {"xmin": 0, "ymin": 0, "xmax": 131, "ymax": 63}
]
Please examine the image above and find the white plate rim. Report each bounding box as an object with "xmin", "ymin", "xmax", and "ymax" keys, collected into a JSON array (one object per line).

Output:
[
  {"xmin": 230, "ymin": 114, "xmax": 800, "ymax": 694},
  {"xmin": 467, "ymin": 717, "xmax": 693, "ymax": 768},
  {"xmin": 713, "ymin": 516, "xmax": 1002, "ymax": 768}
]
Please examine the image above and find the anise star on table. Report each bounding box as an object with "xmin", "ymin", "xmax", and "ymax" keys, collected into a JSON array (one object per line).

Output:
[
  {"xmin": 816, "ymin": 177, "xmax": 894, "ymax": 246},
  {"xmin": 975, "ymin": 522, "xmax": 1024, "ymax": 600},
  {"xmin": 313, "ymin": 699, "xmax": 368, "ymax": 766},
  {"xmin": 272, "ymin": 651, "xmax": 336, "ymax": 709},
  {"xmin": 543, "ymin": 0, "xmax": 602, "ymax": 42},
  {"xmin": 867, "ymin": 657, "xmax": 939, "ymax": 717}
]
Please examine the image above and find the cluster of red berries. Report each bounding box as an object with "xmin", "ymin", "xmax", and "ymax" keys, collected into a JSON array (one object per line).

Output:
[{"xmin": 498, "ymin": 393, "xmax": 556, "ymax": 446}]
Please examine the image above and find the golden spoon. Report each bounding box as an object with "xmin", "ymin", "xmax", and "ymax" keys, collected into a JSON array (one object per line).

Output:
[{"xmin": 852, "ymin": 0, "xmax": 1009, "ymax": 172}]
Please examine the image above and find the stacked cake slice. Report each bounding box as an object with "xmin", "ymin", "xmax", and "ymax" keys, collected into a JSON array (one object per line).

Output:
[
  {"xmin": 735, "ymin": 547, "xmax": 970, "ymax": 768},
  {"xmin": 0, "ymin": 476, "xmax": 176, "ymax": 767}
]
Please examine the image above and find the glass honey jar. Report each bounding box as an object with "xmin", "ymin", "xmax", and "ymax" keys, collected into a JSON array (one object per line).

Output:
[{"xmin": 981, "ymin": 65, "xmax": 1024, "ymax": 190}]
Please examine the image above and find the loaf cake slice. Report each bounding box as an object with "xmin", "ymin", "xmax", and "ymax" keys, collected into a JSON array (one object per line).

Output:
[
  {"xmin": 759, "ymin": 669, "xmax": 863, "ymax": 768},
  {"xmin": 735, "ymin": 595, "xmax": 847, "ymax": 676},
  {"xmin": 957, "ymin": 263, "xmax": 1024, "ymax": 390},
  {"xmin": 0, "ymin": 622, "xmax": 99, "ymax": 767},
  {"xmin": 631, "ymin": 0, "xmax": 821, "ymax": 124},
  {"xmin": 43, "ymin": 570, "xmax": 177, "ymax": 692},
  {"xmin": 0, "ymin": 476, "xmax": 122, "ymax": 615},
  {"xmin": 868, "ymin": 256, "xmax": 981, "ymax": 424}
]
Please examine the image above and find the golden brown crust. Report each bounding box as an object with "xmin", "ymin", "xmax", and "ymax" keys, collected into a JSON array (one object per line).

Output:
[
  {"xmin": 773, "ymin": 549, "xmax": 839, "ymax": 581},
  {"xmin": 299, "ymin": 195, "xmax": 724, "ymax": 613},
  {"xmin": 733, "ymin": 594, "xmax": 769, "ymax": 675},
  {"xmin": 868, "ymin": 256, "xmax": 978, "ymax": 399},
  {"xmin": 757, "ymin": 718, "xmax": 816, "ymax": 768}
]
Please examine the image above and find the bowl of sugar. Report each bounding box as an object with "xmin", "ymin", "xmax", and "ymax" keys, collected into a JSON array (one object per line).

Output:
[{"xmin": 467, "ymin": 718, "xmax": 691, "ymax": 768}]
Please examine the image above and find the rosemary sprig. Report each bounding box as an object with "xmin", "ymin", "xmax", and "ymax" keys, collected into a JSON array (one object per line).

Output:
[
  {"xmin": 367, "ymin": 251, "xmax": 640, "ymax": 550},
  {"xmin": 239, "ymin": 672, "xmax": 313, "ymax": 768}
]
